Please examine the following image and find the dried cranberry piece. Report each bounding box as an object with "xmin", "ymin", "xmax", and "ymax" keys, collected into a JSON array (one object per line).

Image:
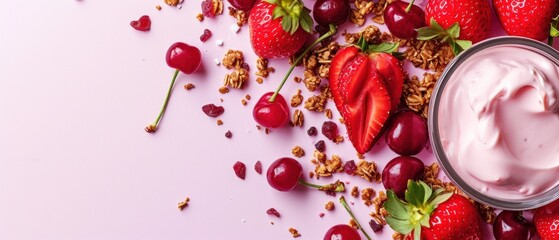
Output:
[
  {"xmin": 315, "ymin": 140, "xmax": 326, "ymax": 152},
  {"xmin": 344, "ymin": 160, "xmax": 357, "ymax": 175},
  {"xmin": 307, "ymin": 126, "xmax": 317, "ymax": 136},
  {"xmin": 201, "ymin": 0, "xmax": 216, "ymax": 17},
  {"xmin": 200, "ymin": 29, "xmax": 212, "ymax": 42},
  {"xmin": 369, "ymin": 219, "xmax": 383, "ymax": 232},
  {"xmin": 130, "ymin": 15, "xmax": 151, "ymax": 31},
  {"xmin": 202, "ymin": 104, "xmax": 224, "ymax": 117},
  {"xmin": 233, "ymin": 161, "xmax": 246, "ymax": 179},
  {"xmin": 225, "ymin": 130, "xmax": 233, "ymax": 138},
  {"xmin": 266, "ymin": 208, "xmax": 281, "ymax": 217},
  {"xmin": 321, "ymin": 121, "xmax": 338, "ymax": 140},
  {"xmin": 241, "ymin": 62, "xmax": 250, "ymax": 71},
  {"xmin": 254, "ymin": 161, "xmax": 263, "ymax": 174}
]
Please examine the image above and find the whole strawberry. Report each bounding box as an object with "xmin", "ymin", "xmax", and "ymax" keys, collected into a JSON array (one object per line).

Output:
[
  {"xmin": 424, "ymin": 0, "xmax": 491, "ymax": 44},
  {"xmin": 533, "ymin": 198, "xmax": 559, "ymax": 240},
  {"xmin": 384, "ymin": 181, "xmax": 484, "ymax": 240},
  {"xmin": 248, "ymin": 0, "xmax": 313, "ymax": 58},
  {"xmin": 493, "ymin": 0, "xmax": 558, "ymax": 41}
]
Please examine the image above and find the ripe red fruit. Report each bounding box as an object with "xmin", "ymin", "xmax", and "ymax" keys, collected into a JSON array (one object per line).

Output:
[
  {"xmin": 312, "ymin": 0, "xmax": 350, "ymax": 26},
  {"xmin": 329, "ymin": 46, "xmax": 396, "ymax": 154},
  {"xmin": 385, "ymin": 110, "xmax": 428, "ymax": 156},
  {"xmin": 130, "ymin": 15, "xmax": 151, "ymax": 31},
  {"xmin": 266, "ymin": 157, "xmax": 302, "ymax": 191},
  {"xmin": 493, "ymin": 211, "xmax": 535, "ymax": 240},
  {"xmin": 228, "ymin": 0, "xmax": 257, "ymax": 11},
  {"xmin": 369, "ymin": 52, "xmax": 404, "ymax": 110},
  {"xmin": 385, "ymin": 181, "xmax": 483, "ymax": 240},
  {"xmin": 493, "ymin": 0, "xmax": 558, "ymax": 40},
  {"xmin": 166, "ymin": 42, "xmax": 202, "ymax": 74},
  {"xmin": 382, "ymin": 156, "xmax": 425, "ymax": 198},
  {"xmin": 248, "ymin": 0, "xmax": 312, "ymax": 58},
  {"xmin": 534, "ymin": 199, "xmax": 559, "ymax": 240},
  {"xmin": 383, "ymin": 0, "xmax": 426, "ymax": 39},
  {"xmin": 253, "ymin": 92, "xmax": 290, "ymax": 128},
  {"xmin": 323, "ymin": 224, "xmax": 361, "ymax": 240},
  {"xmin": 233, "ymin": 161, "xmax": 246, "ymax": 179},
  {"xmin": 425, "ymin": 0, "xmax": 491, "ymax": 43}
]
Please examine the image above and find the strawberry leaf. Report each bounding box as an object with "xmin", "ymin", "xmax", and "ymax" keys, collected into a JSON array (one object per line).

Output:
[
  {"xmin": 416, "ymin": 18, "xmax": 472, "ymax": 55},
  {"xmin": 385, "ymin": 190, "xmax": 412, "ymax": 220},
  {"xmin": 299, "ymin": 9, "xmax": 313, "ymax": 33},
  {"xmin": 282, "ymin": 16, "xmax": 293, "ymax": 34},
  {"xmin": 446, "ymin": 23, "xmax": 460, "ymax": 39},
  {"xmin": 551, "ymin": 15, "xmax": 559, "ymax": 37},
  {"xmin": 367, "ymin": 42, "xmax": 400, "ymax": 53},
  {"xmin": 271, "ymin": 0, "xmax": 314, "ymax": 34},
  {"xmin": 386, "ymin": 216, "xmax": 414, "ymax": 235}
]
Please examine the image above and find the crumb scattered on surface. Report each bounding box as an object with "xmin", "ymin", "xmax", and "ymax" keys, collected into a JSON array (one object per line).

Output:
[
  {"xmin": 351, "ymin": 186, "xmax": 359, "ymax": 198},
  {"xmin": 325, "ymin": 109, "xmax": 333, "ymax": 119},
  {"xmin": 164, "ymin": 0, "xmax": 183, "ymax": 7},
  {"xmin": 256, "ymin": 77, "xmax": 264, "ymax": 84},
  {"xmin": 184, "ymin": 83, "xmax": 195, "ymax": 90},
  {"xmin": 228, "ymin": 7, "xmax": 248, "ymax": 27},
  {"xmin": 178, "ymin": 197, "xmax": 190, "ymax": 210},
  {"xmin": 224, "ymin": 68, "xmax": 249, "ymax": 89},
  {"xmin": 349, "ymin": 219, "xmax": 359, "ymax": 230},
  {"xmin": 219, "ymin": 86, "xmax": 229, "ymax": 94},
  {"xmin": 255, "ymin": 57, "xmax": 274, "ymax": 78},
  {"xmin": 196, "ymin": 13, "xmax": 204, "ymax": 22},
  {"xmin": 370, "ymin": 191, "xmax": 388, "ymax": 225},
  {"xmin": 291, "ymin": 89, "xmax": 304, "ymax": 107},
  {"xmin": 156, "ymin": 5, "xmax": 162, "ymax": 10},
  {"xmin": 361, "ymin": 188, "xmax": 376, "ymax": 206},
  {"xmin": 288, "ymin": 228, "xmax": 301, "ymax": 238},
  {"xmin": 325, "ymin": 201, "xmax": 335, "ymax": 211},
  {"xmin": 241, "ymin": 99, "xmax": 247, "ymax": 106},
  {"xmin": 217, "ymin": 119, "xmax": 223, "ymax": 125},
  {"xmin": 292, "ymin": 109, "xmax": 304, "ymax": 127},
  {"xmin": 294, "ymin": 76, "xmax": 302, "ymax": 83},
  {"xmin": 222, "ymin": 49, "xmax": 244, "ymax": 70},
  {"xmin": 291, "ymin": 145, "xmax": 305, "ymax": 158}
]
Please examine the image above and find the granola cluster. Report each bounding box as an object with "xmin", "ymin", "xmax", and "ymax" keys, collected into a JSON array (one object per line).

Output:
[
  {"xmin": 361, "ymin": 188, "xmax": 376, "ymax": 206},
  {"xmin": 291, "ymin": 109, "xmax": 304, "ymax": 127},
  {"xmin": 291, "ymin": 145, "xmax": 305, "ymax": 158},
  {"xmin": 310, "ymin": 151, "xmax": 344, "ymax": 178},
  {"xmin": 222, "ymin": 50, "xmax": 249, "ymax": 89},
  {"xmin": 164, "ymin": 0, "xmax": 183, "ymax": 7},
  {"xmin": 255, "ymin": 57, "xmax": 275, "ymax": 78},
  {"xmin": 402, "ymin": 72, "xmax": 441, "ymax": 118},
  {"xmin": 290, "ymin": 89, "xmax": 304, "ymax": 107},
  {"xmin": 228, "ymin": 7, "xmax": 248, "ymax": 27},
  {"xmin": 349, "ymin": 160, "xmax": 381, "ymax": 183},
  {"xmin": 349, "ymin": 0, "xmax": 389, "ymax": 26},
  {"xmin": 369, "ymin": 191, "xmax": 388, "ymax": 225},
  {"xmin": 400, "ymin": 38, "xmax": 454, "ymax": 72},
  {"xmin": 302, "ymin": 42, "xmax": 340, "ymax": 92},
  {"xmin": 288, "ymin": 228, "xmax": 301, "ymax": 238},
  {"xmin": 344, "ymin": 25, "xmax": 393, "ymax": 45},
  {"xmin": 304, "ymin": 84, "xmax": 331, "ymax": 112}
]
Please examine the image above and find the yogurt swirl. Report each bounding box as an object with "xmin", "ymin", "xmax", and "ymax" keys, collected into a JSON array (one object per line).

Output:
[{"xmin": 438, "ymin": 45, "xmax": 559, "ymax": 199}]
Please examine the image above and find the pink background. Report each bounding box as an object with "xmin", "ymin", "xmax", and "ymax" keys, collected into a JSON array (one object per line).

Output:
[{"xmin": 1, "ymin": 1, "xmax": 558, "ymax": 239}]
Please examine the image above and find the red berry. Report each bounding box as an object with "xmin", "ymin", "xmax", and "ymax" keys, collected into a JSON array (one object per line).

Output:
[
  {"xmin": 266, "ymin": 157, "xmax": 302, "ymax": 191},
  {"xmin": 384, "ymin": 1, "xmax": 426, "ymax": 39},
  {"xmin": 201, "ymin": 104, "xmax": 224, "ymax": 117},
  {"xmin": 313, "ymin": 0, "xmax": 350, "ymax": 26},
  {"xmin": 385, "ymin": 110, "xmax": 427, "ymax": 156},
  {"xmin": 200, "ymin": 29, "xmax": 212, "ymax": 42},
  {"xmin": 253, "ymin": 92, "xmax": 290, "ymax": 128},
  {"xmin": 130, "ymin": 15, "xmax": 151, "ymax": 31},
  {"xmin": 343, "ymin": 160, "xmax": 357, "ymax": 175},
  {"xmin": 266, "ymin": 208, "xmax": 281, "ymax": 217},
  {"xmin": 493, "ymin": 211, "xmax": 535, "ymax": 240},
  {"xmin": 323, "ymin": 224, "xmax": 361, "ymax": 240},
  {"xmin": 255, "ymin": 161, "xmax": 263, "ymax": 174},
  {"xmin": 315, "ymin": 140, "xmax": 326, "ymax": 152},
  {"xmin": 233, "ymin": 161, "xmax": 246, "ymax": 180},
  {"xmin": 382, "ymin": 156, "xmax": 425, "ymax": 198},
  {"xmin": 228, "ymin": 0, "xmax": 257, "ymax": 11},
  {"xmin": 166, "ymin": 42, "xmax": 202, "ymax": 74},
  {"xmin": 321, "ymin": 121, "xmax": 338, "ymax": 140}
]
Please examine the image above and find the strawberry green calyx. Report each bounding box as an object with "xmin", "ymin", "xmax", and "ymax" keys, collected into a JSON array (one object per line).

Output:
[
  {"xmin": 384, "ymin": 180, "xmax": 453, "ymax": 240},
  {"xmin": 267, "ymin": 0, "xmax": 313, "ymax": 34},
  {"xmin": 549, "ymin": 15, "xmax": 559, "ymax": 46},
  {"xmin": 416, "ymin": 18, "xmax": 472, "ymax": 55},
  {"xmin": 356, "ymin": 35, "xmax": 400, "ymax": 54}
]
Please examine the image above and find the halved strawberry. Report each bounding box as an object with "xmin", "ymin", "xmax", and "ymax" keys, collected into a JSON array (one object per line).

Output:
[
  {"xmin": 337, "ymin": 54, "xmax": 370, "ymax": 104},
  {"xmin": 329, "ymin": 46, "xmax": 359, "ymax": 107},
  {"xmin": 369, "ymin": 53, "xmax": 404, "ymax": 110},
  {"xmin": 343, "ymin": 70, "xmax": 391, "ymax": 154}
]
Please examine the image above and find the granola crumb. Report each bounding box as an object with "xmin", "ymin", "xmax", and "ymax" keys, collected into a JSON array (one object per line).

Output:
[
  {"xmin": 292, "ymin": 109, "xmax": 304, "ymax": 127},
  {"xmin": 291, "ymin": 145, "xmax": 305, "ymax": 158},
  {"xmin": 196, "ymin": 13, "xmax": 204, "ymax": 22},
  {"xmin": 294, "ymin": 76, "xmax": 302, "ymax": 83},
  {"xmin": 219, "ymin": 86, "xmax": 230, "ymax": 94},
  {"xmin": 184, "ymin": 83, "xmax": 195, "ymax": 90},
  {"xmin": 361, "ymin": 188, "xmax": 376, "ymax": 206},
  {"xmin": 177, "ymin": 197, "xmax": 190, "ymax": 210},
  {"xmin": 370, "ymin": 191, "xmax": 388, "ymax": 226},
  {"xmin": 217, "ymin": 119, "xmax": 223, "ymax": 125},
  {"xmin": 224, "ymin": 68, "xmax": 249, "ymax": 89},
  {"xmin": 334, "ymin": 135, "xmax": 344, "ymax": 143},
  {"xmin": 325, "ymin": 201, "xmax": 335, "ymax": 211},
  {"xmin": 156, "ymin": 5, "xmax": 162, "ymax": 10},
  {"xmin": 393, "ymin": 232, "xmax": 405, "ymax": 240},
  {"xmin": 265, "ymin": 128, "xmax": 270, "ymax": 134},
  {"xmin": 351, "ymin": 186, "xmax": 359, "ymax": 197},
  {"xmin": 291, "ymin": 89, "xmax": 304, "ymax": 107},
  {"xmin": 403, "ymin": 72, "xmax": 442, "ymax": 118},
  {"xmin": 350, "ymin": 160, "xmax": 381, "ymax": 182},
  {"xmin": 222, "ymin": 49, "xmax": 244, "ymax": 70},
  {"xmin": 256, "ymin": 57, "xmax": 274, "ymax": 78},
  {"xmin": 349, "ymin": 219, "xmax": 359, "ymax": 230},
  {"xmin": 228, "ymin": 7, "xmax": 248, "ymax": 27},
  {"xmin": 164, "ymin": 0, "xmax": 183, "ymax": 7},
  {"xmin": 245, "ymin": 94, "xmax": 251, "ymax": 100},
  {"xmin": 288, "ymin": 228, "xmax": 301, "ymax": 238},
  {"xmin": 312, "ymin": 153, "xmax": 344, "ymax": 179},
  {"xmin": 241, "ymin": 99, "xmax": 247, "ymax": 106},
  {"xmin": 325, "ymin": 109, "xmax": 333, "ymax": 119},
  {"xmin": 256, "ymin": 77, "xmax": 264, "ymax": 84}
]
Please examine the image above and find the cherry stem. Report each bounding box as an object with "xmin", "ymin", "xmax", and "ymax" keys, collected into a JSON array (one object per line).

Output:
[
  {"xmin": 405, "ymin": 0, "xmax": 415, "ymax": 13},
  {"xmin": 297, "ymin": 179, "xmax": 345, "ymax": 192},
  {"xmin": 145, "ymin": 69, "xmax": 180, "ymax": 133},
  {"xmin": 269, "ymin": 24, "xmax": 338, "ymax": 103},
  {"xmin": 340, "ymin": 196, "xmax": 372, "ymax": 240}
]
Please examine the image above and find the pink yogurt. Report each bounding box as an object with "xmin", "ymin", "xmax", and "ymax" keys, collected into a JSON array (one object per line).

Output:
[{"xmin": 433, "ymin": 37, "xmax": 559, "ymax": 206}]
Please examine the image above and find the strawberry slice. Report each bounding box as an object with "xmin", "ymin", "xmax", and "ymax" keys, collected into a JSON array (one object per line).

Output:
[
  {"xmin": 337, "ymin": 54, "xmax": 370, "ymax": 104},
  {"xmin": 343, "ymin": 70, "xmax": 391, "ymax": 154},
  {"xmin": 330, "ymin": 46, "xmax": 359, "ymax": 108},
  {"xmin": 369, "ymin": 53, "xmax": 404, "ymax": 110}
]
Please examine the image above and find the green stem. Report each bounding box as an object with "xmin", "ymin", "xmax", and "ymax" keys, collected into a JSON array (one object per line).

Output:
[
  {"xmin": 405, "ymin": 0, "xmax": 415, "ymax": 13},
  {"xmin": 298, "ymin": 180, "xmax": 325, "ymax": 189},
  {"xmin": 269, "ymin": 24, "xmax": 338, "ymax": 102},
  {"xmin": 549, "ymin": 36, "xmax": 554, "ymax": 46},
  {"xmin": 297, "ymin": 179, "xmax": 345, "ymax": 192},
  {"xmin": 340, "ymin": 196, "xmax": 372, "ymax": 240},
  {"xmin": 146, "ymin": 69, "xmax": 180, "ymax": 133}
]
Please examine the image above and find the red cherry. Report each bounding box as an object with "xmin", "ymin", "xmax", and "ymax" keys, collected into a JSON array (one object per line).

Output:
[
  {"xmin": 313, "ymin": 0, "xmax": 351, "ymax": 26},
  {"xmin": 145, "ymin": 43, "xmax": 201, "ymax": 133},
  {"xmin": 385, "ymin": 110, "xmax": 428, "ymax": 156},
  {"xmin": 493, "ymin": 211, "xmax": 535, "ymax": 240},
  {"xmin": 324, "ymin": 224, "xmax": 361, "ymax": 240},
  {"xmin": 266, "ymin": 157, "xmax": 302, "ymax": 191},
  {"xmin": 166, "ymin": 42, "xmax": 202, "ymax": 74},
  {"xmin": 253, "ymin": 92, "xmax": 290, "ymax": 128},
  {"xmin": 383, "ymin": 0, "xmax": 426, "ymax": 39},
  {"xmin": 381, "ymin": 156, "xmax": 425, "ymax": 198},
  {"xmin": 130, "ymin": 15, "xmax": 151, "ymax": 31},
  {"xmin": 228, "ymin": 0, "xmax": 257, "ymax": 11}
]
